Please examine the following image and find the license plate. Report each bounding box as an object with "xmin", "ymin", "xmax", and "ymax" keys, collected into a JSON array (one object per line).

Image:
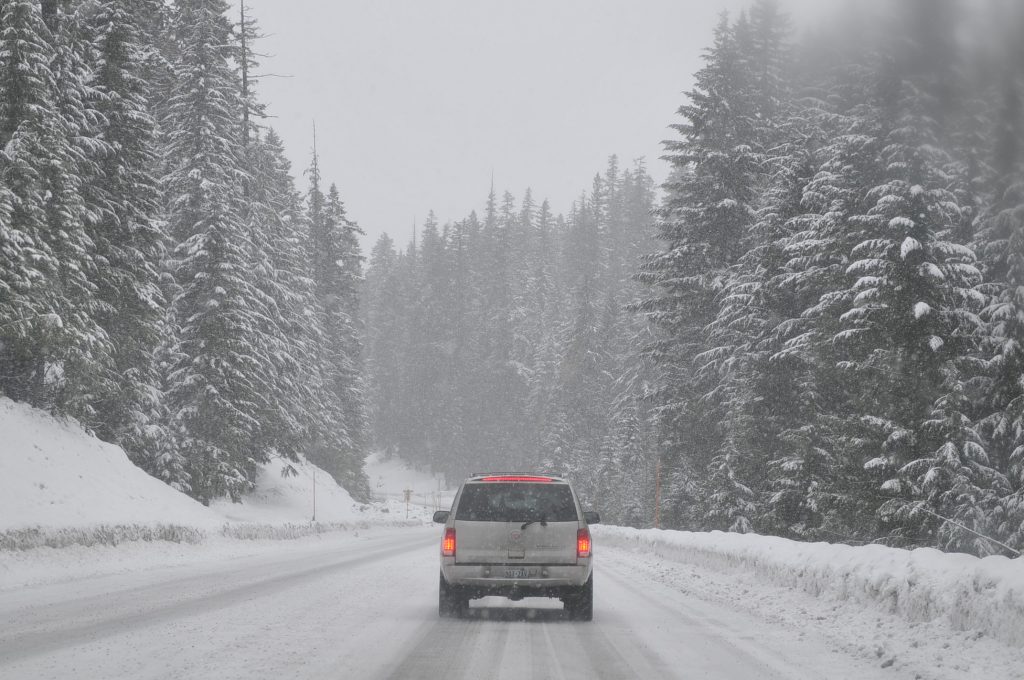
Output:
[{"xmin": 504, "ymin": 568, "xmax": 537, "ymax": 579}]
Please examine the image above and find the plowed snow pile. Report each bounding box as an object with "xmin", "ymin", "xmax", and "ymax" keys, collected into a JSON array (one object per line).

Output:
[{"xmin": 595, "ymin": 525, "xmax": 1024, "ymax": 647}]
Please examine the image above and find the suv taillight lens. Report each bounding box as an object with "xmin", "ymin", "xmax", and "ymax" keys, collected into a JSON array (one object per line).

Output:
[
  {"xmin": 442, "ymin": 528, "xmax": 456, "ymax": 557},
  {"xmin": 577, "ymin": 528, "xmax": 591, "ymax": 558}
]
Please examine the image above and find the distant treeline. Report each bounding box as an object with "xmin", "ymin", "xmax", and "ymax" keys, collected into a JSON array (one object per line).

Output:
[{"xmin": 363, "ymin": 159, "xmax": 658, "ymax": 527}]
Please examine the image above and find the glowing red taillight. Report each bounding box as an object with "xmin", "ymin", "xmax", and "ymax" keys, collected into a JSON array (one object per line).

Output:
[
  {"xmin": 577, "ymin": 528, "xmax": 591, "ymax": 558},
  {"xmin": 442, "ymin": 527, "xmax": 456, "ymax": 557}
]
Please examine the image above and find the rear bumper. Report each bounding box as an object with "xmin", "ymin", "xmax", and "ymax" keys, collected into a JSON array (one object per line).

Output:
[{"xmin": 441, "ymin": 561, "xmax": 591, "ymax": 598}]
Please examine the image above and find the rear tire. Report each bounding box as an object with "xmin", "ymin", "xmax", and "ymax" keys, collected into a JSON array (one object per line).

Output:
[
  {"xmin": 565, "ymin": 574, "xmax": 593, "ymax": 621},
  {"xmin": 438, "ymin": 573, "xmax": 467, "ymax": 618}
]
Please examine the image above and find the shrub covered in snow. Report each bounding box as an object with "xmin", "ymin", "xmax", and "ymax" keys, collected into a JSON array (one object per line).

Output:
[
  {"xmin": 219, "ymin": 519, "xmax": 419, "ymax": 541},
  {"xmin": 0, "ymin": 524, "xmax": 205, "ymax": 551}
]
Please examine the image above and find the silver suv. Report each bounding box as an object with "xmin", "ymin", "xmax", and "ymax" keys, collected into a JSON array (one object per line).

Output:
[{"xmin": 432, "ymin": 473, "xmax": 599, "ymax": 620}]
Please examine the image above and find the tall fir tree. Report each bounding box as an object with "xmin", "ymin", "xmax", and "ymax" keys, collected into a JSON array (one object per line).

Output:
[
  {"xmin": 81, "ymin": 0, "xmax": 166, "ymax": 467},
  {"xmin": 638, "ymin": 12, "xmax": 762, "ymax": 529},
  {"xmin": 160, "ymin": 0, "xmax": 277, "ymax": 502},
  {"xmin": 0, "ymin": 0, "xmax": 108, "ymax": 416},
  {"xmin": 305, "ymin": 141, "xmax": 369, "ymax": 499}
]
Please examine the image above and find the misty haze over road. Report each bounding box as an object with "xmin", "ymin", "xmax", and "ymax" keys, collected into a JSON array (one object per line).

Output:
[{"xmin": 1, "ymin": 0, "xmax": 1023, "ymax": 678}]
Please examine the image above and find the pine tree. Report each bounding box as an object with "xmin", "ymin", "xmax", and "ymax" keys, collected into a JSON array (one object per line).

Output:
[
  {"xmin": 638, "ymin": 12, "xmax": 762, "ymax": 528},
  {"xmin": 245, "ymin": 129, "xmax": 330, "ymax": 466},
  {"xmin": 690, "ymin": 1, "xmax": 795, "ymax": 533},
  {"xmin": 237, "ymin": 0, "xmax": 265, "ymax": 147},
  {"xmin": 0, "ymin": 0, "xmax": 107, "ymax": 414},
  {"xmin": 558, "ymin": 193, "xmax": 608, "ymax": 498},
  {"xmin": 161, "ymin": 0, "xmax": 277, "ymax": 502},
  {"xmin": 40, "ymin": 1, "xmax": 120, "ymax": 425},
  {"xmin": 131, "ymin": 0, "xmax": 177, "ymax": 136},
  {"xmin": 973, "ymin": 76, "xmax": 1024, "ymax": 552},
  {"xmin": 445, "ymin": 212, "xmax": 484, "ymax": 479},
  {"xmin": 774, "ymin": 57, "xmax": 890, "ymax": 540},
  {"xmin": 81, "ymin": 0, "xmax": 166, "ymax": 466},
  {"xmin": 0, "ymin": 0, "xmax": 61, "ymax": 405},
  {"xmin": 594, "ymin": 159, "xmax": 658, "ymax": 525},
  {"xmin": 304, "ymin": 141, "xmax": 369, "ymax": 498},
  {"xmin": 365, "ymin": 232, "xmax": 405, "ymax": 459},
  {"xmin": 833, "ymin": 38, "xmax": 988, "ymax": 547}
]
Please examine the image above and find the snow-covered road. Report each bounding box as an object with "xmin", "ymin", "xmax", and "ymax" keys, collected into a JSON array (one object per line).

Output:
[{"xmin": 0, "ymin": 526, "xmax": 926, "ymax": 679}]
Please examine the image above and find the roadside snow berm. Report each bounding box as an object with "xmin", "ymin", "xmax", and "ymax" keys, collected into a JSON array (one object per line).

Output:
[{"xmin": 595, "ymin": 525, "xmax": 1024, "ymax": 646}]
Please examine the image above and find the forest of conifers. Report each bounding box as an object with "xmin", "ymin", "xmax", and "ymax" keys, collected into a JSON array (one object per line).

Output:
[
  {"xmin": 0, "ymin": 0, "xmax": 369, "ymax": 503},
  {"xmin": 2, "ymin": 0, "xmax": 1023, "ymax": 555},
  {"xmin": 364, "ymin": 0, "xmax": 1024, "ymax": 556}
]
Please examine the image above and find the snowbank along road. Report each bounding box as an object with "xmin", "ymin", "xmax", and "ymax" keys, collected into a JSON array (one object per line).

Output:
[{"xmin": 0, "ymin": 525, "xmax": 999, "ymax": 680}]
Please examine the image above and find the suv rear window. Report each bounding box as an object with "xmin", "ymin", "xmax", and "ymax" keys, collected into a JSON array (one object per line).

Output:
[{"xmin": 455, "ymin": 483, "xmax": 578, "ymax": 522}]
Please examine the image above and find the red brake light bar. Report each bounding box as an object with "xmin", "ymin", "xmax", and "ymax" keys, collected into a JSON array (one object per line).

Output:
[{"xmin": 480, "ymin": 475, "xmax": 553, "ymax": 483}]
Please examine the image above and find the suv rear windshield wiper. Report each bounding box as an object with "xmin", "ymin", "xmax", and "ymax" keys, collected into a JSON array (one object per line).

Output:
[{"xmin": 521, "ymin": 516, "xmax": 547, "ymax": 530}]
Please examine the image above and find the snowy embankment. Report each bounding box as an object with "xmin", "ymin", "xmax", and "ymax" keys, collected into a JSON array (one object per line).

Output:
[
  {"xmin": 595, "ymin": 525, "xmax": 1024, "ymax": 647},
  {"xmin": 0, "ymin": 397, "xmax": 433, "ymax": 553}
]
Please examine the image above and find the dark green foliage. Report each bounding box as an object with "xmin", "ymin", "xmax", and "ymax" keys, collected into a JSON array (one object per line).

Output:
[
  {"xmin": 304, "ymin": 149, "xmax": 370, "ymax": 500},
  {"xmin": 2, "ymin": 0, "xmax": 1021, "ymax": 551},
  {"xmin": 0, "ymin": 0, "xmax": 371, "ymax": 505},
  {"xmin": 0, "ymin": 0, "xmax": 105, "ymax": 411},
  {"xmin": 80, "ymin": 0, "xmax": 166, "ymax": 469},
  {"xmin": 636, "ymin": 0, "xmax": 1024, "ymax": 554}
]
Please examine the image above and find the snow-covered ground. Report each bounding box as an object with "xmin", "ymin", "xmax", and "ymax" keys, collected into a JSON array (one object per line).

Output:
[
  {"xmin": 0, "ymin": 523, "xmax": 411, "ymax": 592},
  {"xmin": 0, "ymin": 397, "xmax": 414, "ymax": 591},
  {"xmin": 0, "ymin": 398, "xmax": 220, "ymax": 533},
  {"xmin": 209, "ymin": 456, "xmax": 364, "ymax": 525},
  {"xmin": 0, "ymin": 397, "xmax": 445, "ymax": 548},
  {"xmin": 0, "ymin": 396, "xmax": 459, "ymax": 589},
  {"xmin": 595, "ymin": 526, "xmax": 1024, "ymax": 679},
  {"xmin": 4, "ymin": 525, "xmax": 1021, "ymax": 680},
  {"xmin": 3, "ymin": 396, "xmax": 1022, "ymax": 677},
  {"xmin": 366, "ymin": 450, "xmax": 454, "ymax": 514}
]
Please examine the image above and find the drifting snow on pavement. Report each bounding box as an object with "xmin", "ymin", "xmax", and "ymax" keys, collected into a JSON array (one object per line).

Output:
[{"xmin": 3, "ymin": 524, "xmax": 1022, "ymax": 680}]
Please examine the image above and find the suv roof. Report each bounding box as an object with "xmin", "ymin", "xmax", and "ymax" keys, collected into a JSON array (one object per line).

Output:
[{"xmin": 466, "ymin": 473, "xmax": 568, "ymax": 483}]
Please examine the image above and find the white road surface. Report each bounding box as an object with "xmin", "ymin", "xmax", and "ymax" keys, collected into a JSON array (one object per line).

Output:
[{"xmin": 0, "ymin": 526, "xmax": 905, "ymax": 679}]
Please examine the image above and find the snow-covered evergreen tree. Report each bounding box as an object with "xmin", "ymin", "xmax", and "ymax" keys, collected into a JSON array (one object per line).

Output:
[
  {"xmin": 833, "ymin": 47, "xmax": 987, "ymax": 547},
  {"xmin": 304, "ymin": 144, "xmax": 369, "ymax": 499},
  {"xmin": 638, "ymin": 11, "xmax": 764, "ymax": 528},
  {"xmin": 0, "ymin": 0, "xmax": 63, "ymax": 405},
  {"xmin": 973, "ymin": 75, "xmax": 1024, "ymax": 551},
  {"xmin": 0, "ymin": 0, "xmax": 108, "ymax": 416},
  {"xmin": 80, "ymin": 0, "xmax": 166, "ymax": 467},
  {"xmin": 364, "ymin": 233, "xmax": 403, "ymax": 458},
  {"xmin": 160, "ymin": 0, "xmax": 277, "ymax": 502}
]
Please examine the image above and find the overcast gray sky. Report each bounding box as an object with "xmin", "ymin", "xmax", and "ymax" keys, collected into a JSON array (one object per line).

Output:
[{"xmin": 242, "ymin": 0, "xmax": 829, "ymax": 250}]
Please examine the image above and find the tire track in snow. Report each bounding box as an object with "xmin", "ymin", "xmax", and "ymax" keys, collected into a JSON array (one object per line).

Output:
[
  {"xmin": 381, "ymin": 582, "xmax": 671, "ymax": 679},
  {"xmin": 0, "ymin": 534, "xmax": 437, "ymax": 665}
]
